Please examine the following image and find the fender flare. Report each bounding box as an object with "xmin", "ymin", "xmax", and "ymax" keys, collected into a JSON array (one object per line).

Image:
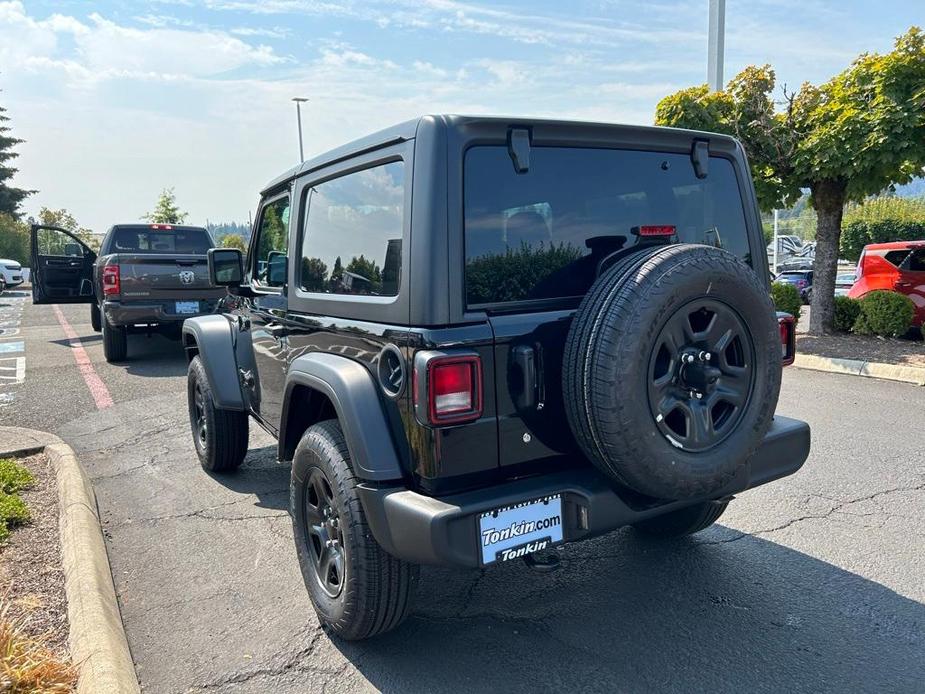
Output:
[
  {"xmin": 283, "ymin": 353, "xmax": 403, "ymax": 482},
  {"xmin": 181, "ymin": 315, "xmax": 246, "ymax": 411}
]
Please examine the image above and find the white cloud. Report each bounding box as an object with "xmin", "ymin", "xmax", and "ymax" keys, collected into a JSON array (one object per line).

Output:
[
  {"xmin": 230, "ymin": 26, "xmax": 289, "ymax": 38},
  {"xmin": 0, "ymin": 1, "xmax": 286, "ymax": 85}
]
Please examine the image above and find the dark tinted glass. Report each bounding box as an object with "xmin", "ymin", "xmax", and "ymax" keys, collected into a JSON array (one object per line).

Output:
[
  {"xmin": 464, "ymin": 146, "xmax": 751, "ymax": 305},
  {"xmin": 300, "ymin": 161, "xmax": 403, "ymax": 297},
  {"xmin": 907, "ymin": 249, "xmax": 925, "ymax": 272},
  {"xmin": 884, "ymin": 250, "xmax": 911, "ymax": 267},
  {"xmin": 111, "ymin": 229, "xmax": 212, "ymax": 254}
]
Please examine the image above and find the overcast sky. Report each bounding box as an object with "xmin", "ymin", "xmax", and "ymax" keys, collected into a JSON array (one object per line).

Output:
[{"xmin": 1, "ymin": 0, "xmax": 921, "ymax": 232}]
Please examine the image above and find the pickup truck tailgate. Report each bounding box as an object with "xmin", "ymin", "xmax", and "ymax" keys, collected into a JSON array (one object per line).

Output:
[{"xmin": 110, "ymin": 254, "xmax": 224, "ymax": 300}]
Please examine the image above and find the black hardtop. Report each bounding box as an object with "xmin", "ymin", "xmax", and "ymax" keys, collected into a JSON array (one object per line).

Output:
[{"xmin": 260, "ymin": 114, "xmax": 744, "ymax": 195}]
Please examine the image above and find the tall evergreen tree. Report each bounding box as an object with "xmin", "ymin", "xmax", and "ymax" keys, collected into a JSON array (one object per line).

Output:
[{"xmin": 0, "ymin": 100, "xmax": 34, "ymax": 218}]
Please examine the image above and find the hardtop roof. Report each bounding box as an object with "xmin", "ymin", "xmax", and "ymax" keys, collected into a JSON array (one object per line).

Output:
[{"xmin": 259, "ymin": 114, "xmax": 740, "ymax": 195}]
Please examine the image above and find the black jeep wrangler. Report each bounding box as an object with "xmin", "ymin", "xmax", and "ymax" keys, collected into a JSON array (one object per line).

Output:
[{"xmin": 183, "ymin": 115, "xmax": 809, "ymax": 640}]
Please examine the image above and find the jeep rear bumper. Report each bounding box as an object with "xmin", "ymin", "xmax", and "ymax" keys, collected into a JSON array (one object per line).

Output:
[{"xmin": 358, "ymin": 415, "xmax": 810, "ymax": 568}]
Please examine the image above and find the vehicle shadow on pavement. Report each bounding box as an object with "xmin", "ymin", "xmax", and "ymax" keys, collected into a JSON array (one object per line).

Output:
[
  {"xmin": 122, "ymin": 336, "xmax": 188, "ymax": 378},
  {"xmin": 334, "ymin": 527, "xmax": 923, "ymax": 693},
  {"xmin": 206, "ymin": 445, "xmax": 289, "ymax": 512}
]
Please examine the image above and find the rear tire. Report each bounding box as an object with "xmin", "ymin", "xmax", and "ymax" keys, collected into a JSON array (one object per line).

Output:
[
  {"xmin": 102, "ymin": 319, "xmax": 128, "ymax": 362},
  {"xmin": 187, "ymin": 355, "xmax": 249, "ymax": 472},
  {"xmin": 90, "ymin": 303, "xmax": 101, "ymax": 332},
  {"xmin": 291, "ymin": 420, "xmax": 418, "ymax": 641},
  {"xmin": 633, "ymin": 500, "xmax": 729, "ymax": 538}
]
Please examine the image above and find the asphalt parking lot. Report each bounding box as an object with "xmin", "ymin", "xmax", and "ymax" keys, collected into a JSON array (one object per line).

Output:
[{"xmin": 3, "ymin": 297, "xmax": 923, "ymax": 693}]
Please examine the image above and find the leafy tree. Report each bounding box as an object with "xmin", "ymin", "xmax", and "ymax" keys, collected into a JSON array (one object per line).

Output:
[
  {"xmin": 0, "ymin": 213, "xmax": 29, "ymax": 264},
  {"xmin": 143, "ymin": 188, "xmax": 188, "ymax": 224},
  {"xmin": 256, "ymin": 204, "xmax": 287, "ymax": 261},
  {"xmin": 37, "ymin": 207, "xmax": 99, "ymax": 252},
  {"xmin": 331, "ymin": 256, "xmax": 343, "ymax": 284},
  {"xmin": 345, "ymin": 255, "xmax": 381, "ymax": 292},
  {"xmin": 465, "ymin": 243, "xmax": 583, "ymax": 304},
  {"xmin": 220, "ymin": 234, "xmax": 247, "ymax": 251},
  {"xmin": 300, "ymin": 257, "xmax": 328, "ymax": 291},
  {"xmin": 0, "ymin": 100, "xmax": 33, "ymax": 217},
  {"xmin": 656, "ymin": 28, "xmax": 925, "ymax": 334}
]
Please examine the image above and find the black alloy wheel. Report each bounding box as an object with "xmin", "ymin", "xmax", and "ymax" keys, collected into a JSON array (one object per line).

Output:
[
  {"xmin": 647, "ymin": 298, "xmax": 755, "ymax": 453},
  {"xmin": 303, "ymin": 467, "xmax": 346, "ymax": 599}
]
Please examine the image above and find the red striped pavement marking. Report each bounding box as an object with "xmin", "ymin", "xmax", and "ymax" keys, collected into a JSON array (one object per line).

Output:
[{"xmin": 52, "ymin": 304, "xmax": 114, "ymax": 410}]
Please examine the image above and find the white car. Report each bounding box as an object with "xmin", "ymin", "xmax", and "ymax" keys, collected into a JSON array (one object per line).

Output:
[{"xmin": 0, "ymin": 259, "xmax": 25, "ymax": 293}]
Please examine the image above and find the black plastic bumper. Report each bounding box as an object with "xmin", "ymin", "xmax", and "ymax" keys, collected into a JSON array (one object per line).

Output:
[
  {"xmin": 103, "ymin": 300, "xmax": 218, "ymax": 327},
  {"xmin": 358, "ymin": 415, "xmax": 811, "ymax": 567}
]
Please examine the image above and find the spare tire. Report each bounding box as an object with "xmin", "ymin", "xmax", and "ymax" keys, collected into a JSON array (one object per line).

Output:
[{"xmin": 563, "ymin": 243, "xmax": 781, "ymax": 500}]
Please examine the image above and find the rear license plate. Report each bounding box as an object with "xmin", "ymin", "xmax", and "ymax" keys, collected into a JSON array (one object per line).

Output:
[
  {"xmin": 478, "ymin": 494, "xmax": 563, "ymax": 565},
  {"xmin": 175, "ymin": 301, "xmax": 199, "ymax": 314}
]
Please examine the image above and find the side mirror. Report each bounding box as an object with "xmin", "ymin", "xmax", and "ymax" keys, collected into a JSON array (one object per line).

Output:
[
  {"xmin": 65, "ymin": 242, "xmax": 83, "ymax": 257},
  {"xmin": 267, "ymin": 251, "xmax": 288, "ymax": 287},
  {"xmin": 208, "ymin": 248, "xmax": 243, "ymax": 287}
]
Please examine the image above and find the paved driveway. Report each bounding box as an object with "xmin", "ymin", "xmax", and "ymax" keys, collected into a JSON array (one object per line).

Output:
[{"xmin": 5, "ymin": 301, "xmax": 924, "ymax": 693}]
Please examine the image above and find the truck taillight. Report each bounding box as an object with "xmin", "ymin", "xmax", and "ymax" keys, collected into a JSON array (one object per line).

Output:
[
  {"xmin": 414, "ymin": 354, "xmax": 483, "ymax": 425},
  {"xmin": 778, "ymin": 313, "xmax": 795, "ymax": 366},
  {"xmin": 102, "ymin": 264, "xmax": 120, "ymax": 296}
]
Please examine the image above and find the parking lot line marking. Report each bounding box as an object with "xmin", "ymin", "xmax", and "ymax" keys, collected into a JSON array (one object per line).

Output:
[
  {"xmin": 0, "ymin": 357, "xmax": 25, "ymax": 384},
  {"xmin": 0, "ymin": 341, "xmax": 24, "ymax": 353},
  {"xmin": 52, "ymin": 304, "xmax": 114, "ymax": 410}
]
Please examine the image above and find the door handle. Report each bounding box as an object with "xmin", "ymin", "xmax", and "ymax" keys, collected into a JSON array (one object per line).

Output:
[{"xmin": 512, "ymin": 345, "xmax": 537, "ymax": 410}]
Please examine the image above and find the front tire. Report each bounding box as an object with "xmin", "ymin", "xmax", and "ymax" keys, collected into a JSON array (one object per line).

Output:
[
  {"xmin": 90, "ymin": 303, "xmax": 101, "ymax": 332},
  {"xmin": 102, "ymin": 319, "xmax": 127, "ymax": 362},
  {"xmin": 291, "ymin": 420, "xmax": 418, "ymax": 640},
  {"xmin": 187, "ymin": 355, "xmax": 249, "ymax": 472},
  {"xmin": 633, "ymin": 500, "xmax": 729, "ymax": 538}
]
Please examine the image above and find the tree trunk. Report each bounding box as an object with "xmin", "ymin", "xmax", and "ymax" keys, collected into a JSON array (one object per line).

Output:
[{"xmin": 809, "ymin": 180, "xmax": 846, "ymax": 335}]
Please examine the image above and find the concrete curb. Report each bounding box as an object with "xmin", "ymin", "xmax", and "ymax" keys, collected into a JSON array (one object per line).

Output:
[
  {"xmin": 794, "ymin": 354, "xmax": 925, "ymax": 386},
  {"xmin": 0, "ymin": 427, "xmax": 140, "ymax": 694}
]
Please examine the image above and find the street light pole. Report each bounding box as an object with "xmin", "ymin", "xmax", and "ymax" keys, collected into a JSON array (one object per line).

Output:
[
  {"xmin": 292, "ymin": 97, "xmax": 309, "ymax": 163},
  {"xmin": 707, "ymin": 0, "xmax": 725, "ymax": 92}
]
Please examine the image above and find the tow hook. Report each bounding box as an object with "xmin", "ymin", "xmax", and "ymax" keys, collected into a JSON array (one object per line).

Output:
[{"xmin": 523, "ymin": 550, "xmax": 561, "ymax": 572}]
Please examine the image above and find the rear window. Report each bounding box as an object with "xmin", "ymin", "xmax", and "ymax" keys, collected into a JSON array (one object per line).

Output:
[
  {"xmin": 110, "ymin": 228, "xmax": 212, "ymax": 254},
  {"xmin": 464, "ymin": 146, "xmax": 752, "ymax": 306}
]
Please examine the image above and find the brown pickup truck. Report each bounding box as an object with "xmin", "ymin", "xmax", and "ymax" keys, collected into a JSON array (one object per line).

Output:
[{"xmin": 31, "ymin": 223, "xmax": 226, "ymax": 362}]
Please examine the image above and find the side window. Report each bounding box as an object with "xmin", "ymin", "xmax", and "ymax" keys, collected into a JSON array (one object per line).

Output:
[
  {"xmin": 884, "ymin": 250, "xmax": 911, "ymax": 267},
  {"xmin": 299, "ymin": 160, "xmax": 404, "ymax": 297},
  {"xmin": 908, "ymin": 249, "xmax": 925, "ymax": 272},
  {"xmin": 252, "ymin": 195, "xmax": 291, "ymax": 287},
  {"xmin": 37, "ymin": 228, "xmax": 85, "ymax": 257}
]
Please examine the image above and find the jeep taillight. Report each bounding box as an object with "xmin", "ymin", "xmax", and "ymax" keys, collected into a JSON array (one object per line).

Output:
[
  {"xmin": 414, "ymin": 353, "xmax": 483, "ymax": 426},
  {"xmin": 778, "ymin": 313, "xmax": 795, "ymax": 366},
  {"xmin": 102, "ymin": 264, "xmax": 120, "ymax": 296}
]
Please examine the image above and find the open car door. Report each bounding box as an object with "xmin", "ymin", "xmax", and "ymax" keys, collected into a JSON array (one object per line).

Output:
[{"xmin": 30, "ymin": 225, "xmax": 97, "ymax": 304}]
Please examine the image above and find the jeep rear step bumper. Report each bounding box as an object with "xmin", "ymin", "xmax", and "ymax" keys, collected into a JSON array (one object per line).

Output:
[{"xmin": 358, "ymin": 416, "xmax": 810, "ymax": 567}]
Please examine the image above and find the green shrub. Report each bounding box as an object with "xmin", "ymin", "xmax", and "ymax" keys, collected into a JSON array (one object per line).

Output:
[
  {"xmin": 832, "ymin": 296, "xmax": 862, "ymax": 333},
  {"xmin": 0, "ymin": 492, "xmax": 29, "ymax": 528},
  {"xmin": 853, "ymin": 290, "xmax": 915, "ymax": 337},
  {"xmin": 0, "ymin": 459, "xmax": 33, "ymax": 495},
  {"xmin": 840, "ymin": 218, "xmax": 925, "ymax": 263},
  {"xmin": 770, "ymin": 282, "xmax": 801, "ymax": 321}
]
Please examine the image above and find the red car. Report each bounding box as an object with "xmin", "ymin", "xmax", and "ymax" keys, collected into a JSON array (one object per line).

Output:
[{"xmin": 849, "ymin": 240, "xmax": 925, "ymax": 326}]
